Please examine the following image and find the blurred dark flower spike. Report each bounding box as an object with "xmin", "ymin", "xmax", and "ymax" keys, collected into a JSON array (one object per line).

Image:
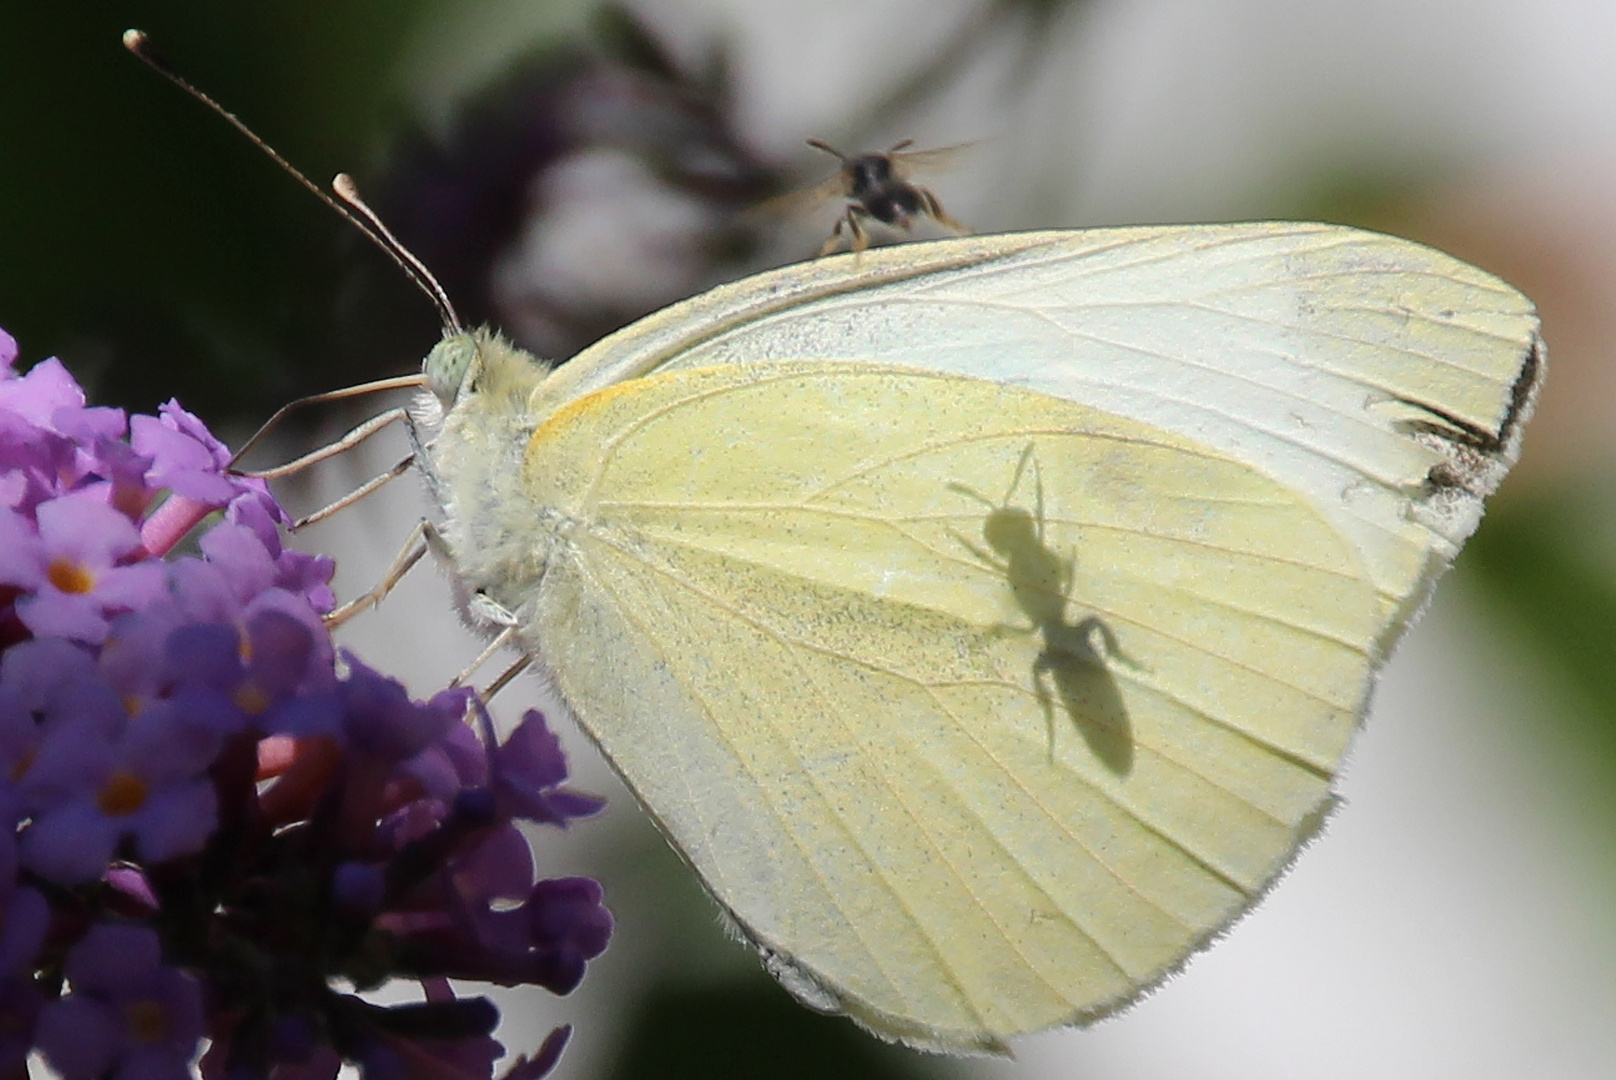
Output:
[
  {"xmin": 370, "ymin": 3, "xmax": 781, "ymax": 362},
  {"xmin": 123, "ymin": 30, "xmax": 464, "ymax": 338},
  {"xmin": 0, "ymin": 326, "xmax": 608, "ymax": 1079},
  {"xmin": 839, "ymin": 0, "xmax": 1096, "ymax": 143}
]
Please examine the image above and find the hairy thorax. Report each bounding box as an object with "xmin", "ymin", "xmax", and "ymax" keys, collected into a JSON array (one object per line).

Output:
[{"xmin": 413, "ymin": 329, "xmax": 562, "ymax": 628}]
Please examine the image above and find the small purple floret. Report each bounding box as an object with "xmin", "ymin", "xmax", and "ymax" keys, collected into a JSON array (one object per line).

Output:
[{"xmin": 36, "ymin": 924, "xmax": 206, "ymax": 1080}]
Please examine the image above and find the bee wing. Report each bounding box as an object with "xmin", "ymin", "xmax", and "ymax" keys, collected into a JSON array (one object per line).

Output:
[
  {"xmin": 887, "ymin": 140, "xmax": 979, "ymax": 177},
  {"xmin": 742, "ymin": 171, "xmax": 853, "ymax": 227}
]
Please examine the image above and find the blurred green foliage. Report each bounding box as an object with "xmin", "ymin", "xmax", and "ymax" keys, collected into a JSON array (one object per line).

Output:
[
  {"xmin": 1465, "ymin": 488, "xmax": 1616, "ymax": 794},
  {"xmin": 604, "ymin": 979, "xmax": 940, "ymax": 1080},
  {"xmin": 0, "ymin": 1, "xmax": 439, "ymax": 424}
]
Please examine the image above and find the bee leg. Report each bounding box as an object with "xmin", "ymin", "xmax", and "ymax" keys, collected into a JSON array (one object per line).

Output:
[
  {"xmin": 948, "ymin": 528, "xmax": 1006, "ymax": 575},
  {"xmin": 818, "ymin": 209, "xmax": 854, "ymax": 257},
  {"xmin": 919, "ymin": 187, "xmax": 969, "ymax": 235},
  {"xmin": 848, "ymin": 208, "xmax": 872, "ymax": 254},
  {"xmin": 1071, "ymin": 615, "xmax": 1145, "ymax": 672},
  {"xmin": 819, "ymin": 206, "xmax": 874, "ymax": 256}
]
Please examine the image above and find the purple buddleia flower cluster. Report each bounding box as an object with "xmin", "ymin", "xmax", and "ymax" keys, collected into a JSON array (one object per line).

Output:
[{"xmin": 0, "ymin": 327, "xmax": 610, "ymax": 1080}]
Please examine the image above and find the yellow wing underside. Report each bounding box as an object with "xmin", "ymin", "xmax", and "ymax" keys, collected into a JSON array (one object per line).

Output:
[{"xmin": 522, "ymin": 361, "xmax": 1387, "ymax": 1052}]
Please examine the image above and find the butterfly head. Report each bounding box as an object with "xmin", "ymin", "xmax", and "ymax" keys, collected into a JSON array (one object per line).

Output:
[
  {"xmin": 423, "ymin": 331, "xmax": 483, "ymax": 410},
  {"xmin": 423, "ymin": 327, "xmax": 550, "ymax": 413}
]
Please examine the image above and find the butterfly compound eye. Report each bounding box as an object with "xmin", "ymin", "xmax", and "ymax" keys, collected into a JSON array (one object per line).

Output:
[{"xmin": 424, "ymin": 334, "xmax": 480, "ymax": 407}]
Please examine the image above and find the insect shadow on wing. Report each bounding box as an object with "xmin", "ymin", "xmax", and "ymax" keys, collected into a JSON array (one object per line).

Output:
[{"xmin": 949, "ymin": 443, "xmax": 1137, "ymax": 775}]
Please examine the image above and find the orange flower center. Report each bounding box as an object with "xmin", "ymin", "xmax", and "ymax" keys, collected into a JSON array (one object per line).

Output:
[
  {"xmin": 46, "ymin": 559, "xmax": 95, "ymax": 594},
  {"xmin": 96, "ymin": 770, "xmax": 149, "ymax": 817},
  {"xmin": 9, "ymin": 748, "xmax": 35, "ymax": 784},
  {"xmin": 234, "ymin": 681, "xmax": 271, "ymax": 716},
  {"xmin": 124, "ymin": 998, "xmax": 168, "ymax": 1043}
]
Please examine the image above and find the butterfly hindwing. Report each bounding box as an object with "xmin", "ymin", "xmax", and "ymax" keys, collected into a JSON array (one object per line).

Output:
[{"xmin": 514, "ymin": 360, "xmax": 1386, "ymax": 1050}]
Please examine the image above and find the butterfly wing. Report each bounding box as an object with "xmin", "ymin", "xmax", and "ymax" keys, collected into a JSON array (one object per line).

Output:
[
  {"xmin": 538, "ymin": 224, "xmax": 1542, "ymax": 621},
  {"xmin": 518, "ymin": 360, "xmax": 1391, "ymax": 1052},
  {"xmin": 495, "ymin": 224, "xmax": 1539, "ymax": 1051}
]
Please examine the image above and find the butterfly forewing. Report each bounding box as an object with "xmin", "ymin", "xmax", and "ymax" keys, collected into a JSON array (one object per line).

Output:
[{"xmin": 542, "ymin": 225, "xmax": 1540, "ymax": 617}]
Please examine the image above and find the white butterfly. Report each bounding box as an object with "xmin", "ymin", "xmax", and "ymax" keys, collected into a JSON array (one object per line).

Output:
[{"xmin": 408, "ymin": 224, "xmax": 1539, "ymax": 1054}]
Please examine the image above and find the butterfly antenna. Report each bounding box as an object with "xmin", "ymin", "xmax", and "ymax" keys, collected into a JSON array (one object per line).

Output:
[
  {"xmin": 122, "ymin": 29, "xmax": 461, "ymax": 334},
  {"xmin": 333, "ymin": 174, "xmax": 460, "ymax": 333}
]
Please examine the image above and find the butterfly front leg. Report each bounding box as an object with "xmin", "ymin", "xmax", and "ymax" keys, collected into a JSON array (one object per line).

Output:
[
  {"xmin": 325, "ymin": 519, "xmax": 441, "ymax": 629},
  {"xmin": 447, "ymin": 550, "xmax": 531, "ymax": 689},
  {"xmin": 450, "ymin": 607, "xmax": 525, "ymax": 693}
]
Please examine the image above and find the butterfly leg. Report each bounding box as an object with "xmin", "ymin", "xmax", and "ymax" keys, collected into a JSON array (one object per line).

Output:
[
  {"xmin": 481, "ymin": 654, "xmax": 532, "ymax": 701},
  {"xmin": 445, "ymin": 552, "xmax": 533, "ymax": 694},
  {"xmin": 450, "ymin": 624, "xmax": 519, "ymax": 688},
  {"xmin": 240, "ymin": 408, "xmax": 410, "ymax": 482},
  {"xmin": 291, "ymin": 454, "xmax": 415, "ymax": 530},
  {"xmin": 326, "ymin": 518, "xmax": 512, "ymax": 628},
  {"xmin": 325, "ymin": 519, "xmax": 434, "ymax": 629},
  {"xmin": 328, "ymin": 520, "xmax": 530, "ymax": 694},
  {"xmin": 456, "ymin": 581, "xmax": 529, "ymax": 692}
]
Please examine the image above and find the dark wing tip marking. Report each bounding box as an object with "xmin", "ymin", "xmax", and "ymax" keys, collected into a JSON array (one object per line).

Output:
[{"xmin": 1392, "ymin": 331, "xmax": 1543, "ymax": 497}]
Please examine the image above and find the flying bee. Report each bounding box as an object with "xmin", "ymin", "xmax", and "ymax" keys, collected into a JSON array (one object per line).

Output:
[{"xmin": 756, "ymin": 138, "xmax": 971, "ymax": 256}]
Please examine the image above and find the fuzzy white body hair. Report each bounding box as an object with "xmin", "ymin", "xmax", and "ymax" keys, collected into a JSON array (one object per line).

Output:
[{"xmin": 409, "ymin": 329, "xmax": 556, "ymax": 631}]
